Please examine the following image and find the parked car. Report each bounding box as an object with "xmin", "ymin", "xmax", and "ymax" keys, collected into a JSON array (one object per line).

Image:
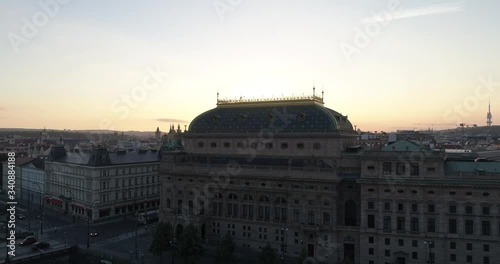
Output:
[
  {"xmin": 20, "ymin": 236, "xmax": 37, "ymax": 246},
  {"xmin": 90, "ymin": 230, "xmax": 98, "ymax": 237},
  {"xmin": 17, "ymin": 214, "xmax": 26, "ymax": 220},
  {"xmin": 32, "ymin": 242, "xmax": 50, "ymax": 250},
  {"xmin": 18, "ymin": 231, "xmax": 35, "ymax": 239}
]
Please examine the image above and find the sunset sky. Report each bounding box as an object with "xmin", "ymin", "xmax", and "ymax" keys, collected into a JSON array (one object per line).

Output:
[{"xmin": 1, "ymin": 0, "xmax": 499, "ymax": 132}]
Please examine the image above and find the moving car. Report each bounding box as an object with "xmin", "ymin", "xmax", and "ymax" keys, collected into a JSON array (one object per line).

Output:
[
  {"xmin": 32, "ymin": 242, "xmax": 50, "ymax": 250},
  {"xmin": 20, "ymin": 236, "xmax": 37, "ymax": 246},
  {"xmin": 18, "ymin": 231, "xmax": 35, "ymax": 239},
  {"xmin": 90, "ymin": 230, "xmax": 98, "ymax": 237}
]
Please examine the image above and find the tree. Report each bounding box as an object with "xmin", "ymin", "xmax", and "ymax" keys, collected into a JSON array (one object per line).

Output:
[
  {"xmin": 215, "ymin": 232, "xmax": 236, "ymax": 264},
  {"xmin": 259, "ymin": 243, "xmax": 276, "ymax": 264},
  {"xmin": 177, "ymin": 223, "xmax": 203, "ymax": 264},
  {"xmin": 297, "ymin": 247, "xmax": 307, "ymax": 264},
  {"xmin": 149, "ymin": 222, "xmax": 173, "ymax": 264}
]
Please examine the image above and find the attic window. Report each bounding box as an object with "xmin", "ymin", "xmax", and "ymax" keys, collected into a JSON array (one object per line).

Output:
[
  {"xmin": 210, "ymin": 142, "xmax": 217, "ymax": 148},
  {"xmin": 297, "ymin": 113, "xmax": 306, "ymax": 121},
  {"xmin": 367, "ymin": 166, "xmax": 375, "ymax": 170},
  {"xmin": 239, "ymin": 114, "xmax": 247, "ymax": 122},
  {"xmin": 427, "ymin": 167, "xmax": 435, "ymax": 172},
  {"xmin": 197, "ymin": 142, "xmax": 204, "ymax": 148},
  {"xmin": 212, "ymin": 115, "xmax": 220, "ymax": 123}
]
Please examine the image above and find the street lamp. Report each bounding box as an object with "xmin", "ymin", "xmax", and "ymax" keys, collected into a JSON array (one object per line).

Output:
[
  {"xmin": 33, "ymin": 182, "xmax": 44, "ymax": 234},
  {"xmin": 424, "ymin": 240, "xmax": 434, "ymax": 264},
  {"xmin": 87, "ymin": 200, "xmax": 100, "ymax": 248},
  {"xmin": 281, "ymin": 226, "xmax": 288, "ymax": 264},
  {"xmin": 66, "ymin": 189, "xmax": 76, "ymax": 223},
  {"xmin": 170, "ymin": 213, "xmax": 183, "ymax": 264}
]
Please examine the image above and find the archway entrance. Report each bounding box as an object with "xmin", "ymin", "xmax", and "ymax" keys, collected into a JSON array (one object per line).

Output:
[
  {"xmin": 344, "ymin": 244, "xmax": 354, "ymax": 263},
  {"xmin": 176, "ymin": 224, "xmax": 184, "ymax": 239},
  {"xmin": 201, "ymin": 223, "xmax": 206, "ymax": 240}
]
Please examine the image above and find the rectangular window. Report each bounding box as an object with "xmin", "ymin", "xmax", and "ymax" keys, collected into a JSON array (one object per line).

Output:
[
  {"xmin": 384, "ymin": 202, "xmax": 391, "ymax": 211},
  {"xmin": 482, "ymin": 206, "xmax": 490, "ymax": 215},
  {"xmin": 450, "ymin": 242, "xmax": 456, "ymax": 249},
  {"xmin": 293, "ymin": 209, "xmax": 300, "ymax": 222},
  {"xmin": 427, "ymin": 218, "xmax": 436, "ymax": 232},
  {"xmin": 467, "ymin": 243, "xmax": 472, "ymax": 250},
  {"xmin": 297, "ymin": 143, "xmax": 304, "ymax": 149},
  {"xmin": 411, "ymin": 217, "xmax": 419, "ymax": 232},
  {"xmin": 410, "ymin": 163, "xmax": 419, "ymax": 176},
  {"xmin": 398, "ymin": 203, "xmax": 404, "ymax": 211},
  {"xmin": 323, "ymin": 212, "xmax": 330, "ymax": 225},
  {"xmin": 412, "ymin": 240, "xmax": 418, "ymax": 247},
  {"xmin": 223, "ymin": 142, "xmax": 230, "ymax": 148},
  {"xmin": 383, "ymin": 216, "xmax": 391, "ymax": 230},
  {"xmin": 449, "ymin": 205, "xmax": 457, "ymax": 214},
  {"xmin": 281, "ymin": 143, "xmax": 288, "ymax": 149},
  {"xmin": 265, "ymin": 143, "xmax": 273, "ymax": 149},
  {"xmin": 368, "ymin": 201, "xmax": 374, "ymax": 209},
  {"xmin": 396, "ymin": 162, "xmax": 406, "ymax": 175},
  {"xmin": 465, "ymin": 206, "xmax": 473, "ymax": 214},
  {"xmin": 308, "ymin": 211, "xmax": 315, "ymax": 225},
  {"xmin": 398, "ymin": 239, "xmax": 404, "ymax": 247},
  {"xmin": 412, "ymin": 252, "xmax": 418, "ymax": 259},
  {"xmin": 383, "ymin": 162, "xmax": 391, "ymax": 175},
  {"xmin": 483, "ymin": 244, "xmax": 489, "ymax": 252},
  {"xmin": 411, "ymin": 204, "xmax": 418, "ymax": 212},
  {"xmin": 482, "ymin": 221, "xmax": 491, "ymax": 236},
  {"xmin": 465, "ymin": 220, "xmax": 474, "ymax": 235},
  {"xmin": 397, "ymin": 217, "xmax": 405, "ymax": 231},
  {"xmin": 450, "ymin": 254, "xmax": 456, "ymax": 262},
  {"xmin": 449, "ymin": 219, "xmax": 457, "ymax": 234},
  {"xmin": 427, "ymin": 204, "xmax": 435, "ymax": 213},
  {"xmin": 368, "ymin": 215, "xmax": 375, "ymax": 228}
]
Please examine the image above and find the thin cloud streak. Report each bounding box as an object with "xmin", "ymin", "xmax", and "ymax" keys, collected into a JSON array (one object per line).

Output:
[
  {"xmin": 362, "ymin": 2, "xmax": 464, "ymax": 23},
  {"xmin": 156, "ymin": 118, "xmax": 188, "ymax": 123}
]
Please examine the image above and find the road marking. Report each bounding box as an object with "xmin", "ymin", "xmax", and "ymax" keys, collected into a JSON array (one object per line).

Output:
[{"xmin": 93, "ymin": 229, "xmax": 147, "ymax": 247}]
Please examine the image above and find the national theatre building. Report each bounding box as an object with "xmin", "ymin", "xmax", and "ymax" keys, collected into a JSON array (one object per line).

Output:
[{"xmin": 159, "ymin": 94, "xmax": 500, "ymax": 264}]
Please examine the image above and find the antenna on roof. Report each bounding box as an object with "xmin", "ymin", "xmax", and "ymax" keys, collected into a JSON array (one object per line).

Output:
[{"xmin": 313, "ymin": 86, "xmax": 316, "ymax": 97}]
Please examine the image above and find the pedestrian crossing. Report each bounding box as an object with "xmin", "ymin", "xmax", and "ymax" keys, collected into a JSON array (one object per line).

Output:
[{"xmin": 93, "ymin": 228, "xmax": 148, "ymax": 247}]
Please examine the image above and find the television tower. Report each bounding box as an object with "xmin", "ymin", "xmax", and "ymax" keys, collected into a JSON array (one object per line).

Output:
[{"xmin": 486, "ymin": 100, "xmax": 492, "ymax": 127}]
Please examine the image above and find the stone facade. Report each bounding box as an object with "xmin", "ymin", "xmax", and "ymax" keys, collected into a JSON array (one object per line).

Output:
[{"xmin": 159, "ymin": 97, "xmax": 500, "ymax": 264}]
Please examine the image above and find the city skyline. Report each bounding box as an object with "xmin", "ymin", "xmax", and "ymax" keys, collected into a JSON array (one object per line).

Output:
[{"xmin": 1, "ymin": 0, "xmax": 500, "ymax": 131}]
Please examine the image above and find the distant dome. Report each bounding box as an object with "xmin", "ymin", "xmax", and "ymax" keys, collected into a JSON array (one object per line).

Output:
[{"xmin": 188, "ymin": 96, "xmax": 354, "ymax": 133}]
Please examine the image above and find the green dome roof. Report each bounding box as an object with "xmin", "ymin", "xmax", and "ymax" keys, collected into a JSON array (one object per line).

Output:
[{"xmin": 188, "ymin": 97, "xmax": 354, "ymax": 133}]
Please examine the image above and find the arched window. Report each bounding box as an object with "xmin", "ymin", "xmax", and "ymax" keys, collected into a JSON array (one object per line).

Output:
[
  {"xmin": 243, "ymin": 195, "xmax": 253, "ymax": 201},
  {"xmin": 275, "ymin": 197, "xmax": 287, "ymax": 205},
  {"xmin": 227, "ymin": 193, "xmax": 238, "ymax": 217},
  {"xmin": 274, "ymin": 197, "xmax": 287, "ymax": 222},
  {"xmin": 242, "ymin": 195, "xmax": 254, "ymax": 219},
  {"xmin": 258, "ymin": 196, "xmax": 270, "ymax": 220},
  {"xmin": 259, "ymin": 196, "xmax": 270, "ymax": 203},
  {"xmin": 213, "ymin": 193, "xmax": 223, "ymax": 199},
  {"xmin": 345, "ymin": 200, "xmax": 357, "ymax": 226}
]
